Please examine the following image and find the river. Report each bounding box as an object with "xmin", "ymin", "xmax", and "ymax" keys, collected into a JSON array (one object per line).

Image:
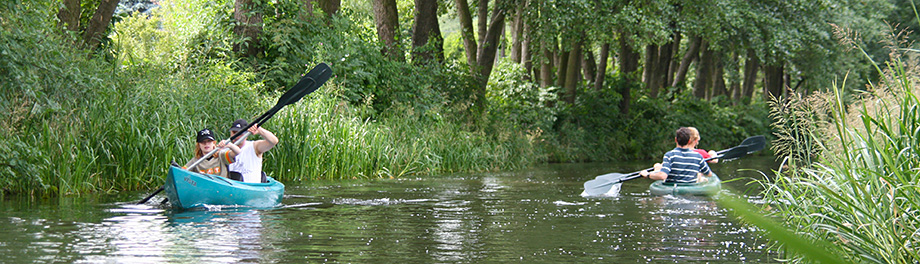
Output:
[{"xmin": 0, "ymin": 156, "xmax": 781, "ymax": 263}]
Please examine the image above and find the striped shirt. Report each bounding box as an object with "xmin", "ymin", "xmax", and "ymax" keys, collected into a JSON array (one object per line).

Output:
[{"xmin": 659, "ymin": 147, "xmax": 711, "ymax": 183}]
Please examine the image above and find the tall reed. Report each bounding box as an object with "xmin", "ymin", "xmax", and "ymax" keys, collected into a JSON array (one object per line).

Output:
[
  {"xmin": 757, "ymin": 59, "xmax": 920, "ymax": 263},
  {"xmin": 266, "ymin": 85, "xmax": 542, "ymax": 181}
]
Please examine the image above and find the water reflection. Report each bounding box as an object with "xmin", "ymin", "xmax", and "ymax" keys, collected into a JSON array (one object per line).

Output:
[
  {"xmin": 0, "ymin": 156, "xmax": 781, "ymax": 263},
  {"xmin": 164, "ymin": 208, "xmax": 267, "ymax": 263}
]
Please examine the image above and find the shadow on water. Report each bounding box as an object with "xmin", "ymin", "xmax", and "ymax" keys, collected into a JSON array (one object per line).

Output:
[{"xmin": 0, "ymin": 155, "xmax": 781, "ymax": 263}]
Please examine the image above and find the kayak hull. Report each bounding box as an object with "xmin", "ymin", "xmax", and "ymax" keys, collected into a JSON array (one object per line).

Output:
[
  {"xmin": 164, "ymin": 166, "xmax": 285, "ymax": 209},
  {"xmin": 649, "ymin": 174, "xmax": 721, "ymax": 196}
]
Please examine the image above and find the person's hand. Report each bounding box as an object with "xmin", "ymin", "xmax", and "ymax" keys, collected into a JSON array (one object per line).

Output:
[
  {"xmin": 640, "ymin": 170, "xmax": 649, "ymax": 177},
  {"xmin": 653, "ymin": 163, "xmax": 662, "ymax": 171},
  {"xmin": 248, "ymin": 125, "xmax": 261, "ymax": 135},
  {"xmin": 217, "ymin": 139, "xmax": 229, "ymax": 148}
]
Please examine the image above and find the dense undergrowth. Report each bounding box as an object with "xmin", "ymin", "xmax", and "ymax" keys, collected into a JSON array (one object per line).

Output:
[{"xmin": 0, "ymin": 0, "xmax": 769, "ymax": 196}]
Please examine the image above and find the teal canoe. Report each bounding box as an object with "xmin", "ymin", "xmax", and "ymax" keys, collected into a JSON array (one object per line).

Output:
[
  {"xmin": 164, "ymin": 166, "xmax": 285, "ymax": 209},
  {"xmin": 649, "ymin": 174, "xmax": 721, "ymax": 196}
]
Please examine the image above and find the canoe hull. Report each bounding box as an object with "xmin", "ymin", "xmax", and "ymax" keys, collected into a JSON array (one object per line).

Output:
[
  {"xmin": 649, "ymin": 174, "xmax": 721, "ymax": 196},
  {"xmin": 164, "ymin": 166, "xmax": 285, "ymax": 209}
]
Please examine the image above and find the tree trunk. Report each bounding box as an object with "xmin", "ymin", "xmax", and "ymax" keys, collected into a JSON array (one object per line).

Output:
[
  {"xmin": 82, "ymin": 0, "xmax": 120, "ymax": 50},
  {"xmin": 583, "ymin": 49, "xmax": 596, "ymax": 83},
  {"xmin": 498, "ymin": 24, "xmax": 506, "ymax": 58},
  {"xmin": 57, "ymin": 0, "xmax": 81, "ymax": 33},
  {"xmin": 540, "ymin": 47, "xmax": 553, "ymax": 88},
  {"xmin": 412, "ymin": 0, "xmax": 443, "ymax": 64},
  {"xmin": 455, "ymin": 0, "xmax": 478, "ymax": 68},
  {"xmin": 232, "ymin": 0, "xmax": 264, "ymax": 57},
  {"xmin": 763, "ymin": 63, "xmax": 784, "ymax": 100},
  {"xmin": 619, "ymin": 34, "xmax": 639, "ymax": 115},
  {"xmin": 742, "ymin": 49, "xmax": 760, "ymax": 101},
  {"xmin": 671, "ymin": 35, "xmax": 701, "ymax": 87},
  {"xmin": 510, "ymin": 6, "xmax": 524, "ymax": 63},
  {"xmin": 521, "ymin": 11, "xmax": 533, "ymax": 79},
  {"xmin": 373, "ymin": 0, "xmax": 402, "ymax": 61},
  {"xmin": 317, "ymin": 0, "xmax": 340, "ymax": 16},
  {"xmin": 564, "ymin": 43, "xmax": 582, "ymax": 104},
  {"xmin": 729, "ymin": 52, "xmax": 742, "ymax": 104},
  {"xmin": 557, "ymin": 49, "xmax": 569, "ymax": 89},
  {"xmin": 473, "ymin": 8, "xmax": 506, "ymax": 113},
  {"xmin": 299, "ymin": 0, "xmax": 314, "ymax": 20},
  {"xmin": 643, "ymin": 44, "xmax": 658, "ymax": 85},
  {"xmin": 692, "ymin": 40, "xmax": 711, "ymax": 98},
  {"xmin": 477, "ymin": 10, "xmax": 505, "ymax": 69},
  {"xmin": 654, "ymin": 41, "xmax": 673, "ymax": 97},
  {"xmin": 477, "ymin": 0, "xmax": 488, "ymax": 46},
  {"xmin": 711, "ymin": 50, "xmax": 727, "ymax": 99},
  {"xmin": 645, "ymin": 44, "xmax": 662, "ymax": 98},
  {"xmin": 595, "ymin": 43, "xmax": 609, "ymax": 91},
  {"xmin": 667, "ymin": 31, "xmax": 681, "ymax": 87}
]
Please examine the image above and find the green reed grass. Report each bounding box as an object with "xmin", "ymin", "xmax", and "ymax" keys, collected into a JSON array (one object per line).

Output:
[
  {"xmin": 266, "ymin": 85, "xmax": 542, "ymax": 182},
  {"xmin": 754, "ymin": 59, "xmax": 920, "ymax": 263}
]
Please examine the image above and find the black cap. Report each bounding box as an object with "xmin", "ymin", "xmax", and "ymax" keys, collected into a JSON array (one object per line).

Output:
[
  {"xmin": 230, "ymin": 119, "xmax": 248, "ymax": 132},
  {"xmin": 196, "ymin": 128, "xmax": 216, "ymax": 142}
]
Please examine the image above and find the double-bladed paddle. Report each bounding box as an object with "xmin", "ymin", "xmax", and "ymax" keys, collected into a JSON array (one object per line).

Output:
[
  {"xmin": 137, "ymin": 63, "xmax": 332, "ymax": 204},
  {"xmin": 582, "ymin": 135, "xmax": 766, "ymax": 197}
]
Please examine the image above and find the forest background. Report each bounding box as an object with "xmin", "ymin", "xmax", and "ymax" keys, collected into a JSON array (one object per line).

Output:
[{"xmin": 0, "ymin": 0, "xmax": 911, "ymax": 196}]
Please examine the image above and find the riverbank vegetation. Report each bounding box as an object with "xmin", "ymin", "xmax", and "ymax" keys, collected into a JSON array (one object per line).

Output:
[
  {"xmin": 755, "ymin": 51, "xmax": 920, "ymax": 262},
  {"xmin": 0, "ymin": 0, "xmax": 904, "ymax": 198}
]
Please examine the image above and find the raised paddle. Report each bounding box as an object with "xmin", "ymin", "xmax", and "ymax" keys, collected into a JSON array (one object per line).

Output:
[
  {"xmin": 137, "ymin": 63, "xmax": 332, "ymax": 204},
  {"xmin": 582, "ymin": 135, "xmax": 766, "ymax": 196},
  {"xmin": 186, "ymin": 63, "xmax": 331, "ymax": 171}
]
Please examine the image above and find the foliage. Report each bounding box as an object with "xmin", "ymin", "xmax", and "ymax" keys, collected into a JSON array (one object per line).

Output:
[
  {"xmin": 486, "ymin": 60, "xmax": 558, "ymax": 131},
  {"xmin": 484, "ymin": 61, "xmax": 772, "ymax": 163}
]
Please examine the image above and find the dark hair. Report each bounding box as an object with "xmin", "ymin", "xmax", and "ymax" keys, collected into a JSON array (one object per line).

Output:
[{"xmin": 675, "ymin": 127, "xmax": 692, "ymax": 146}]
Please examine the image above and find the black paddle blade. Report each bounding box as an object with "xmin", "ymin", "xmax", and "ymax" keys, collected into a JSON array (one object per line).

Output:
[
  {"xmin": 229, "ymin": 63, "xmax": 333, "ymax": 142},
  {"xmin": 716, "ymin": 145, "xmax": 750, "ymax": 161},
  {"xmin": 279, "ymin": 63, "xmax": 332, "ymax": 107},
  {"xmin": 740, "ymin": 135, "xmax": 766, "ymax": 154}
]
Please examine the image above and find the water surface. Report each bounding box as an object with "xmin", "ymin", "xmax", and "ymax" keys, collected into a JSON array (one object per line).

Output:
[{"xmin": 0, "ymin": 156, "xmax": 780, "ymax": 263}]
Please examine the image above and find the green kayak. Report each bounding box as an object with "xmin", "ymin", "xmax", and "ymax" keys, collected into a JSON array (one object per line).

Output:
[{"xmin": 649, "ymin": 174, "xmax": 721, "ymax": 196}]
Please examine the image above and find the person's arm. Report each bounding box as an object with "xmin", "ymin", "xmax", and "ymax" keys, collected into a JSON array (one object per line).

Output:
[
  {"xmin": 707, "ymin": 150, "xmax": 719, "ymax": 163},
  {"xmin": 640, "ymin": 163, "xmax": 668, "ymax": 180},
  {"xmin": 249, "ymin": 125, "xmax": 278, "ymax": 155},
  {"xmin": 699, "ymin": 160, "xmax": 713, "ymax": 178},
  {"xmin": 214, "ymin": 139, "xmax": 241, "ymax": 163}
]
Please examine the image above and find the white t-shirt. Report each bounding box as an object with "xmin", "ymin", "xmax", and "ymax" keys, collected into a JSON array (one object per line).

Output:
[{"xmin": 228, "ymin": 141, "xmax": 263, "ymax": 183}]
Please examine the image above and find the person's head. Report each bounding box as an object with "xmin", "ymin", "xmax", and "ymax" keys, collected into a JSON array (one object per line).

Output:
[
  {"xmin": 195, "ymin": 128, "xmax": 216, "ymax": 158},
  {"xmin": 230, "ymin": 118, "xmax": 249, "ymax": 144},
  {"xmin": 687, "ymin": 127, "xmax": 701, "ymax": 147},
  {"xmin": 229, "ymin": 118, "xmax": 248, "ymax": 136},
  {"xmin": 675, "ymin": 127, "xmax": 693, "ymax": 147}
]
